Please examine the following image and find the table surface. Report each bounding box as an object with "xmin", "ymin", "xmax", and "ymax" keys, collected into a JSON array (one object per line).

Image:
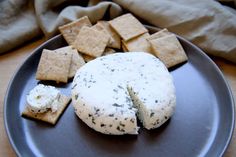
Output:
[{"xmin": 0, "ymin": 37, "xmax": 235, "ymax": 157}]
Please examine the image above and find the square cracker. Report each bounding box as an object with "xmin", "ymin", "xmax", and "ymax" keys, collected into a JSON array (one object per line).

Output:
[
  {"xmin": 68, "ymin": 49, "xmax": 85, "ymax": 78},
  {"xmin": 97, "ymin": 21, "xmax": 121, "ymax": 49},
  {"xmin": 81, "ymin": 54, "xmax": 96, "ymax": 63},
  {"xmin": 149, "ymin": 34, "xmax": 188, "ymax": 68},
  {"xmin": 147, "ymin": 28, "xmax": 172, "ymax": 41},
  {"xmin": 82, "ymin": 48, "xmax": 115, "ymax": 62},
  {"xmin": 121, "ymin": 41, "xmax": 128, "ymax": 52},
  {"xmin": 73, "ymin": 26, "xmax": 109, "ymax": 57},
  {"xmin": 92, "ymin": 23, "xmax": 114, "ymax": 46},
  {"xmin": 109, "ymin": 13, "xmax": 148, "ymax": 41},
  {"xmin": 55, "ymin": 46, "xmax": 85, "ymax": 78},
  {"xmin": 103, "ymin": 48, "xmax": 116, "ymax": 56},
  {"xmin": 36, "ymin": 49, "xmax": 72, "ymax": 83},
  {"xmin": 22, "ymin": 94, "xmax": 71, "ymax": 125},
  {"xmin": 122, "ymin": 33, "xmax": 152, "ymax": 54},
  {"xmin": 59, "ymin": 16, "xmax": 92, "ymax": 46}
]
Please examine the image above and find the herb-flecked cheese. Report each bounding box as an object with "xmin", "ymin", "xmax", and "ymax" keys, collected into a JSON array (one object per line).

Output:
[
  {"xmin": 27, "ymin": 84, "xmax": 60, "ymax": 113},
  {"xmin": 71, "ymin": 52, "xmax": 176, "ymax": 134}
]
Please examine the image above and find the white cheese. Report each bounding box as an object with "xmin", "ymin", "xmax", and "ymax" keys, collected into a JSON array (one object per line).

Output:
[
  {"xmin": 72, "ymin": 52, "xmax": 176, "ymax": 134},
  {"xmin": 26, "ymin": 84, "xmax": 60, "ymax": 113}
]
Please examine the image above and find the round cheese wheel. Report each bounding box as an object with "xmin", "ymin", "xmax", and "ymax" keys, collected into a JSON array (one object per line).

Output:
[{"xmin": 71, "ymin": 52, "xmax": 176, "ymax": 135}]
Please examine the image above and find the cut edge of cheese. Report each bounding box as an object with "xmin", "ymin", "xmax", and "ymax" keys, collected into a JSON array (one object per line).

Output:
[{"xmin": 128, "ymin": 86, "xmax": 175, "ymax": 130}]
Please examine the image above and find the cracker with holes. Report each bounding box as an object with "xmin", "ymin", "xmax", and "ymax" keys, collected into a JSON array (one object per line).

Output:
[
  {"xmin": 109, "ymin": 13, "xmax": 148, "ymax": 41},
  {"xmin": 55, "ymin": 46, "xmax": 85, "ymax": 78},
  {"xmin": 22, "ymin": 84, "xmax": 71, "ymax": 125},
  {"xmin": 122, "ymin": 33, "xmax": 152, "ymax": 54},
  {"xmin": 149, "ymin": 34, "xmax": 188, "ymax": 68},
  {"xmin": 97, "ymin": 21, "xmax": 121, "ymax": 49},
  {"xmin": 73, "ymin": 26, "xmax": 109, "ymax": 57},
  {"xmin": 36, "ymin": 49, "xmax": 72, "ymax": 83},
  {"xmin": 59, "ymin": 16, "xmax": 92, "ymax": 46}
]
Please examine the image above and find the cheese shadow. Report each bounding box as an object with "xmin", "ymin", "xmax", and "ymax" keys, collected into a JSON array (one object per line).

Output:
[
  {"xmin": 74, "ymin": 115, "xmax": 138, "ymax": 155},
  {"xmin": 74, "ymin": 114, "xmax": 171, "ymax": 154},
  {"xmin": 144, "ymin": 119, "xmax": 170, "ymax": 137},
  {"xmin": 169, "ymin": 61, "xmax": 187, "ymax": 72},
  {"xmin": 37, "ymin": 80, "xmax": 71, "ymax": 88}
]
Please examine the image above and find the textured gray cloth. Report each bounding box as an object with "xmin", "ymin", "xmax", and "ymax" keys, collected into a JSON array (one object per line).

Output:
[
  {"xmin": 114, "ymin": 0, "xmax": 236, "ymax": 63},
  {"xmin": 0, "ymin": 0, "xmax": 122, "ymax": 52},
  {"xmin": 0, "ymin": 0, "xmax": 235, "ymax": 63}
]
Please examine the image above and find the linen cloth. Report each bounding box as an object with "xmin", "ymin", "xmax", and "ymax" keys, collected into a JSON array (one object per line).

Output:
[{"xmin": 0, "ymin": 0, "xmax": 235, "ymax": 63}]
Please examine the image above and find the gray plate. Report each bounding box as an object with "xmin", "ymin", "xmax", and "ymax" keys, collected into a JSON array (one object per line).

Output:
[{"xmin": 4, "ymin": 26, "xmax": 235, "ymax": 157}]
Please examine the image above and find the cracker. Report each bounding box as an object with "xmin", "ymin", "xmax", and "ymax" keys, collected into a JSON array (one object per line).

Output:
[
  {"xmin": 59, "ymin": 16, "xmax": 92, "ymax": 46},
  {"xmin": 56, "ymin": 46, "xmax": 85, "ymax": 78},
  {"xmin": 97, "ymin": 21, "xmax": 121, "ymax": 49},
  {"xmin": 122, "ymin": 33, "xmax": 152, "ymax": 54},
  {"xmin": 54, "ymin": 46, "xmax": 72, "ymax": 53},
  {"xmin": 147, "ymin": 28, "xmax": 172, "ymax": 41},
  {"xmin": 92, "ymin": 23, "xmax": 114, "ymax": 46},
  {"xmin": 73, "ymin": 26, "xmax": 109, "ymax": 57},
  {"xmin": 121, "ymin": 41, "xmax": 128, "ymax": 52},
  {"xmin": 149, "ymin": 34, "xmax": 188, "ymax": 68},
  {"xmin": 69, "ymin": 49, "xmax": 85, "ymax": 78},
  {"xmin": 82, "ymin": 54, "xmax": 96, "ymax": 63},
  {"xmin": 36, "ymin": 49, "xmax": 72, "ymax": 83},
  {"xmin": 109, "ymin": 13, "xmax": 148, "ymax": 41},
  {"xmin": 22, "ymin": 94, "xmax": 71, "ymax": 125},
  {"xmin": 103, "ymin": 48, "xmax": 116, "ymax": 56}
]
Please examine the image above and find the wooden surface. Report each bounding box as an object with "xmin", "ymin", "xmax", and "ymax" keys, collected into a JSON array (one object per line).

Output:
[{"xmin": 0, "ymin": 38, "xmax": 235, "ymax": 157}]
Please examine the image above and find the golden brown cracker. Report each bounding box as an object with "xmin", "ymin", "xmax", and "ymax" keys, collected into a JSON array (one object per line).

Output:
[
  {"xmin": 121, "ymin": 41, "xmax": 128, "ymax": 52},
  {"xmin": 123, "ymin": 33, "xmax": 152, "ymax": 54},
  {"xmin": 36, "ymin": 49, "xmax": 72, "ymax": 83},
  {"xmin": 103, "ymin": 48, "xmax": 116, "ymax": 56},
  {"xmin": 68, "ymin": 49, "xmax": 85, "ymax": 78},
  {"xmin": 59, "ymin": 16, "xmax": 92, "ymax": 45},
  {"xmin": 147, "ymin": 28, "xmax": 172, "ymax": 41},
  {"xmin": 51, "ymin": 46, "xmax": 85, "ymax": 78},
  {"xmin": 82, "ymin": 54, "xmax": 96, "ymax": 63},
  {"xmin": 73, "ymin": 26, "xmax": 109, "ymax": 57},
  {"xmin": 22, "ymin": 94, "xmax": 71, "ymax": 125},
  {"xmin": 97, "ymin": 21, "xmax": 121, "ymax": 49},
  {"xmin": 109, "ymin": 13, "xmax": 148, "ymax": 41},
  {"xmin": 149, "ymin": 34, "xmax": 188, "ymax": 68}
]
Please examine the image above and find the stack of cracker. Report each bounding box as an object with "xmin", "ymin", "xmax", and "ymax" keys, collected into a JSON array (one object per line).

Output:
[
  {"xmin": 108, "ymin": 14, "xmax": 188, "ymax": 68},
  {"xmin": 58, "ymin": 14, "xmax": 187, "ymax": 68},
  {"xmin": 59, "ymin": 16, "xmax": 120, "ymax": 63},
  {"xmin": 24, "ymin": 46, "xmax": 85, "ymax": 124},
  {"xmin": 147, "ymin": 29, "xmax": 188, "ymax": 68},
  {"xmin": 36, "ymin": 46, "xmax": 85, "ymax": 83},
  {"xmin": 109, "ymin": 14, "xmax": 150, "ymax": 53}
]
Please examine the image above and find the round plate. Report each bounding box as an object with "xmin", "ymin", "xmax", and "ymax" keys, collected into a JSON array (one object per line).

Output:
[{"xmin": 4, "ymin": 26, "xmax": 235, "ymax": 157}]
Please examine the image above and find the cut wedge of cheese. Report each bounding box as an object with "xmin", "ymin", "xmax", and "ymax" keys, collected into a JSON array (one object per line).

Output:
[{"xmin": 72, "ymin": 52, "xmax": 176, "ymax": 135}]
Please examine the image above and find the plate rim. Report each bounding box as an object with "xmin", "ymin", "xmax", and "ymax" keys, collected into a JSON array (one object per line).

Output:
[
  {"xmin": 4, "ymin": 27, "xmax": 235, "ymax": 157},
  {"xmin": 3, "ymin": 34, "xmax": 62, "ymax": 156}
]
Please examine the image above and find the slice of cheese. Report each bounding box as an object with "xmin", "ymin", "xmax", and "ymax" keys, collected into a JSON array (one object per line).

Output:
[
  {"xmin": 71, "ymin": 52, "xmax": 176, "ymax": 135},
  {"xmin": 26, "ymin": 84, "xmax": 60, "ymax": 113}
]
